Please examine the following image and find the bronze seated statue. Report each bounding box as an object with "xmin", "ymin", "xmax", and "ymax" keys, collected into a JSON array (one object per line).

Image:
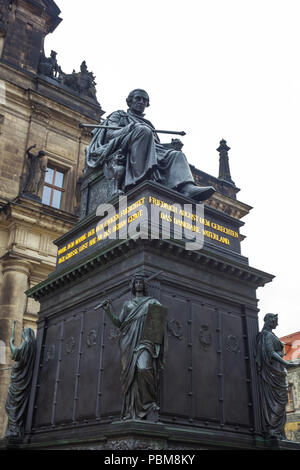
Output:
[{"xmin": 85, "ymin": 89, "xmax": 216, "ymax": 202}]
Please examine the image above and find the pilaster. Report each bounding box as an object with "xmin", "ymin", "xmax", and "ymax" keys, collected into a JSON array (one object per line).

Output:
[{"xmin": 0, "ymin": 255, "xmax": 31, "ymax": 437}]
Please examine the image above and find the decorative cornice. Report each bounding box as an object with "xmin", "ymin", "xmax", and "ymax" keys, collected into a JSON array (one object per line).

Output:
[
  {"xmin": 191, "ymin": 166, "xmax": 252, "ymax": 221},
  {"xmin": 206, "ymin": 192, "xmax": 252, "ymax": 220},
  {"xmin": 0, "ymin": 196, "xmax": 77, "ymax": 234},
  {"xmin": 30, "ymin": 102, "xmax": 52, "ymax": 124},
  {"xmin": 26, "ymin": 237, "xmax": 274, "ymax": 301}
]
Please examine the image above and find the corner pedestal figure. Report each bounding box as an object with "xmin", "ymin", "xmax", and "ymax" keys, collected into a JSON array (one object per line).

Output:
[
  {"xmin": 5, "ymin": 321, "xmax": 36, "ymax": 442},
  {"xmin": 256, "ymin": 313, "xmax": 291, "ymax": 440}
]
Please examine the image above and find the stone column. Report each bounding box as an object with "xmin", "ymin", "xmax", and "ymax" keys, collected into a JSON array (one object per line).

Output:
[{"xmin": 0, "ymin": 258, "xmax": 31, "ymax": 437}]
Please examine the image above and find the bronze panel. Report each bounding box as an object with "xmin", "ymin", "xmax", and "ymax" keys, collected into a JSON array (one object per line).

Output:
[
  {"xmin": 54, "ymin": 315, "xmax": 81, "ymax": 424},
  {"xmin": 160, "ymin": 293, "xmax": 190, "ymax": 418},
  {"xmin": 100, "ymin": 297, "xmax": 123, "ymax": 418},
  {"xmin": 221, "ymin": 308, "xmax": 250, "ymax": 426},
  {"xmin": 33, "ymin": 323, "xmax": 61, "ymax": 428},
  {"xmin": 75, "ymin": 308, "xmax": 103, "ymax": 421},
  {"xmin": 191, "ymin": 302, "xmax": 220, "ymax": 421}
]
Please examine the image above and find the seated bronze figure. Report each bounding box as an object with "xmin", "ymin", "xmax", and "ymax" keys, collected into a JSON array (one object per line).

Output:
[{"xmin": 85, "ymin": 89, "xmax": 215, "ymax": 202}]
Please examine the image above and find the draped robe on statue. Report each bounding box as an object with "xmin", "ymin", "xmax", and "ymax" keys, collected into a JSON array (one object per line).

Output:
[
  {"xmin": 5, "ymin": 329, "xmax": 36, "ymax": 438},
  {"xmin": 255, "ymin": 329, "xmax": 288, "ymax": 439},
  {"xmin": 86, "ymin": 109, "xmax": 195, "ymax": 191},
  {"xmin": 116, "ymin": 295, "xmax": 165, "ymax": 420}
]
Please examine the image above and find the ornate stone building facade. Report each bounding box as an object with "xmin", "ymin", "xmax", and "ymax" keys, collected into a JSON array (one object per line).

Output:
[
  {"xmin": 0, "ymin": 0, "xmax": 103, "ymax": 436},
  {"xmin": 0, "ymin": 1, "xmax": 251, "ymax": 438},
  {"xmin": 281, "ymin": 332, "xmax": 300, "ymax": 441}
]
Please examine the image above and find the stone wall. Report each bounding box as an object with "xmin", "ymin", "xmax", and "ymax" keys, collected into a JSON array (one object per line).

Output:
[{"xmin": 0, "ymin": 59, "xmax": 101, "ymax": 438}]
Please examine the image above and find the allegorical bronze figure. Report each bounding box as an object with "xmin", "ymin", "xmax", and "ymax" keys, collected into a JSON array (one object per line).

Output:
[
  {"xmin": 98, "ymin": 273, "xmax": 168, "ymax": 420},
  {"xmin": 255, "ymin": 313, "xmax": 290, "ymax": 440},
  {"xmin": 5, "ymin": 321, "xmax": 36, "ymax": 441},
  {"xmin": 84, "ymin": 89, "xmax": 215, "ymax": 201}
]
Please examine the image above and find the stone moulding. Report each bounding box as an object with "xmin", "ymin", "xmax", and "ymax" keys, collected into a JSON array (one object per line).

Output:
[
  {"xmin": 26, "ymin": 236, "xmax": 274, "ymax": 302},
  {"xmin": 16, "ymin": 419, "xmax": 300, "ymax": 450}
]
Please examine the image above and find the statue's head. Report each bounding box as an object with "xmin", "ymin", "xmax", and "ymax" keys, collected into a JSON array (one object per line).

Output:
[
  {"xmin": 126, "ymin": 89, "xmax": 150, "ymax": 115},
  {"xmin": 38, "ymin": 151, "xmax": 46, "ymax": 158},
  {"xmin": 131, "ymin": 273, "xmax": 147, "ymax": 296},
  {"xmin": 21, "ymin": 328, "xmax": 36, "ymax": 343},
  {"xmin": 263, "ymin": 313, "xmax": 278, "ymax": 329}
]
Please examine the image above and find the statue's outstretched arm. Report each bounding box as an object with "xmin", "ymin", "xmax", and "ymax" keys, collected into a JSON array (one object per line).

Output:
[
  {"xmin": 26, "ymin": 144, "xmax": 36, "ymax": 155},
  {"xmin": 100, "ymin": 299, "xmax": 122, "ymax": 328},
  {"xmin": 272, "ymin": 350, "xmax": 291, "ymax": 367}
]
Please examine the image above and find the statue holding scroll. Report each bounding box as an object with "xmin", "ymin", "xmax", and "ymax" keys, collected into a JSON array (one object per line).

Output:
[
  {"xmin": 84, "ymin": 89, "xmax": 215, "ymax": 202},
  {"xmin": 99, "ymin": 273, "xmax": 168, "ymax": 420}
]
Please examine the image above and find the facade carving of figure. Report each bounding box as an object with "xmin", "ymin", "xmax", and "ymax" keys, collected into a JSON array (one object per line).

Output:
[
  {"xmin": 100, "ymin": 274, "xmax": 167, "ymax": 420},
  {"xmin": 255, "ymin": 313, "xmax": 291, "ymax": 440},
  {"xmin": 38, "ymin": 50, "xmax": 62, "ymax": 79},
  {"xmin": 61, "ymin": 61, "xmax": 97, "ymax": 101},
  {"xmin": 5, "ymin": 321, "xmax": 36, "ymax": 441},
  {"xmin": 85, "ymin": 89, "xmax": 215, "ymax": 201},
  {"xmin": 77, "ymin": 60, "xmax": 97, "ymax": 100},
  {"xmin": 23, "ymin": 144, "xmax": 46, "ymax": 196}
]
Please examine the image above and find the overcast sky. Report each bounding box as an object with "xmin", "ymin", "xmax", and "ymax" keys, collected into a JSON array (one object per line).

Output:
[{"xmin": 45, "ymin": 0, "xmax": 300, "ymax": 338}]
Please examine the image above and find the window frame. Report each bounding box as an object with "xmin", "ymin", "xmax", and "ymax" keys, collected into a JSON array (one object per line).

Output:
[
  {"xmin": 287, "ymin": 383, "xmax": 295, "ymax": 413},
  {"xmin": 42, "ymin": 164, "xmax": 66, "ymax": 209}
]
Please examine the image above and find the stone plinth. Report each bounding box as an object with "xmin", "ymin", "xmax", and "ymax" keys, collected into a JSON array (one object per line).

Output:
[{"xmin": 13, "ymin": 181, "xmax": 284, "ymax": 450}]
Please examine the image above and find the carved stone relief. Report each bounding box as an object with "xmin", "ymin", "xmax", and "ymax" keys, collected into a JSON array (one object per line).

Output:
[
  {"xmin": 199, "ymin": 325, "xmax": 212, "ymax": 351},
  {"xmin": 225, "ymin": 334, "xmax": 240, "ymax": 354},
  {"xmin": 108, "ymin": 328, "xmax": 120, "ymax": 342},
  {"xmin": 45, "ymin": 344, "xmax": 55, "ymax": 362},
  {"xmin": 86, "ymin": 329, "xmax": 97, "ymax": 347},
  {"xmin": 65, "ymin": 337, "xmax": 75, "ymax": 355},
  {"xmin": 167, "ymin": 319, "xmax": 183, "ymax": 340}
]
